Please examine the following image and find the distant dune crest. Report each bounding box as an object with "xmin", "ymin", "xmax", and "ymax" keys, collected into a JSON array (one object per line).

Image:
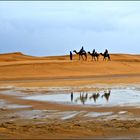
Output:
[
  {"xmin": 0, "ymin": 52, "xmax": 38, "ymax": 62},
  {"xmin": 0, "ymin": 52, "xmax": 24, "ymax": 56},
  {"xmin": 11, "ymin": 52, "xmax": 24, "ymax": 55},
  {"xmin": 0, "ymin": 52, "xmax": 140, "ymax": 62}
]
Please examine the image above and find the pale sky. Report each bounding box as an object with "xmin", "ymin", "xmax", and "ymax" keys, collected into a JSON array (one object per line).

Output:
[{"xmin": 0, "ymin": 1, "xmax": 140, "ymax": 56}]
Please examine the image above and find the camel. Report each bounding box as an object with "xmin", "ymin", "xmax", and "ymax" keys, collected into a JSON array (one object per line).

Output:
[
  {"xmin": 88, "ymin": 51, "xmax": 100, "ymax": 61},
  {"xmin": 73, "ymin": 50, "xmax": 87, "ymax": 61},
  {"xmin": 100, "ymin": 52, "xmax": 111, "ymax": 61}
]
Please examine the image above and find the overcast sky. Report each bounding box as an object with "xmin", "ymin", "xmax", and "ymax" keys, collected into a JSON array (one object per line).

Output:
[{"xmin": 0, "ymin": 1, "xmax": 140, "ymax": 56}]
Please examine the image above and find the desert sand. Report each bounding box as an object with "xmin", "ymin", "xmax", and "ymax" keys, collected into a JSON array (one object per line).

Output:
[{"xmin": 0, "ymin": 52, "xmax": 140, "ymax": 139}]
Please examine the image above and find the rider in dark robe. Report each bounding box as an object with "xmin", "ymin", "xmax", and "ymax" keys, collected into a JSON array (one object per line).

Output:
[
  {"xmin": 80, "ymin": 46, "xmax": 84, "ymax": 53},
  {"xmin": 104, "ymin": 49, "xmax": 108, "ymax": 55},
  {"xmin": 92, "ymin": 49, "xmax": 95, "ymax": 54}
]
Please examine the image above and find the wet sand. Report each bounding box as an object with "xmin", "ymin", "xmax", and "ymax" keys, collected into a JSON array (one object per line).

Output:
[
  {"xmin": 0, "ymin": 87, "xmax": 140, "ymax": 139},
  {"xmin": 0, "ymin": 52, "xmax": 140, "ymax": 139}
]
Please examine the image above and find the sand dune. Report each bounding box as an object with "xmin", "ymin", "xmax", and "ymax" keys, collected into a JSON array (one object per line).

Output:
[
  {"xmin": 0, "ymin": 52, "xmax": 38, "ymax": 62},
  {"xmin": 0, "ymin": 52, "xmax": 140, "ymax": 87}
]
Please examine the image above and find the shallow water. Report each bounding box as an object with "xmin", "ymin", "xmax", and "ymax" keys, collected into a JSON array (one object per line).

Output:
[
  {"xmin": 0, "ymin": 99, "xmax": 31, "ymax": 109},
  {"xmin": 84, "ymin": 112, "xmax": 113, "ymax": 117},
  {"xmin": 23, "ymin": 88, "xmax": 140, "ymax": 107}
]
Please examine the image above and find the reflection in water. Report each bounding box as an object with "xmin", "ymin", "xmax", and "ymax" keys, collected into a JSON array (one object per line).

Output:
[
  {"xmin": 71, "ymin": 92, "xmax": 73, "ymax": 102},
  {"xmin": 23, "ymin": 87, "xmax": 140, "ymax": 106},
  {"xmin": 89, "ymin": 93, "xmax": 100, "ymax": 103},
  {"xmin": 71, "ymin": 89, "xmax": 111, "ymax": 105},
  {"xmin": 101, "ymin": 90, "xmax": 111, "ymax": 102},
  {"xmin": 74, "ymin": 92, "xmax": 88, "ymax": 105}
]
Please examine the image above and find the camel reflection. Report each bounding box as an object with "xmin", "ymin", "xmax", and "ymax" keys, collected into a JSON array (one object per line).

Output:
[
  {"xmin": 89, "ymin": 92, "xmax": 100, "ymax": 102},
  {"xmin": 101, "ymin": 90, "xmax": 111, "ymax": 101},
  {"xmin": 71, "ymin": 89, "xmax": 111, "ymax": 104},
  {"xmin": 74, "ymin": 92, "xmax": 88, "ymax": 105}
]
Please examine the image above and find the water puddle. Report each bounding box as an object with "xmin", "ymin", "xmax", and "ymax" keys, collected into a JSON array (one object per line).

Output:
[
  {"xmin": 84, "ymin": 111, "xmax": 140, "ymax": 120},
  {"xmin": 118, "ymin": 111, "xmax": 128, "ymax": 114},
  {"xmin": 12, "ymin": 110, "xmax": 79, "ymax": 120},
  {"xmin": 1, "ymin": 86, "xmax": 140, "ymax": 121},
  {"xmin": 85, "ymin": 112, "xmax": 113, "ymax": 118},
  {"xmin": 0, "ymin": 89, "xmax": 30, "ymax": 97},
  {"xmin": 0, "ymin": 99, "xmax": 31, "ymax": 110},
  {"xmin": 23, "ymin": 88, "xmax": 140, "ymax": 107},
  {"xmin": 59, "ymin": 111, "xmax": 80, "ymax": 120},
  {"xmin": 15, "ymin": 110, "xmax": 51, "ymax": 119}
]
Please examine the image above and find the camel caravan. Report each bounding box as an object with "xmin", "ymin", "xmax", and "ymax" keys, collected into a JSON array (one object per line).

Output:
[{"xmin": 72, "ymin": 46, "xmax": 111, "ymax": 61}]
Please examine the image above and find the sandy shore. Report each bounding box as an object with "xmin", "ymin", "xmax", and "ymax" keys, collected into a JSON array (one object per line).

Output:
[{"xmin": 0, "ymin": 52, "xmax": 140, "ymax": 139}]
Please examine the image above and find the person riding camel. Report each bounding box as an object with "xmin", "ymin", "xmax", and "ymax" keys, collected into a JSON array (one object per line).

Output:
[
  {"xmin": 92, "ymin": 49, "xmax": 95, "ymax": 54},
  {"xmin": 80, "ymin": 46, "xmax": 84, "ymax": 53},
  {"xmin": 104, "ymin": 49, "xmax": 108, "ymax": 55}
]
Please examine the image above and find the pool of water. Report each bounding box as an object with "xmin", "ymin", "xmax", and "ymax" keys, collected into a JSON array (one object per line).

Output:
[
  {"xmin": 23, "ymin": 88, "xmax": 140, "ymax": 107},
  {"xmin": 0, "ymin": 99, "xmax": 31, "ymax": 109}
]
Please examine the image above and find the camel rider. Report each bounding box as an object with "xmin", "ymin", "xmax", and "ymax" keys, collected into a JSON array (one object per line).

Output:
[
  {"xmin": 105, "ymin": 49, "xmax": 108, "ymax": 55},
  {"xmin": 92, "ymin": 49, "xmax": 95, "ymax": 54},
  {"xmin": 80, "ymin": 46, "xmax": 84, "ymax": 53}
]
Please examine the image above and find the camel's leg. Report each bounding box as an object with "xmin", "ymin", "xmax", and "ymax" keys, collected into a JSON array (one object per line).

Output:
[
  {"xmin": 78, "ymin": 55, "xmax": 80, "ymax": 60},
  {"xmin": 92, "ymin": 56, "xmax": 93, "ymax": 61},
  {"xmin": 81, "ymin": 55, "xmax": 84, "ymax": 60},
  {"xmin": 83, "ymin": 55, "xmax": 85, "ymax": 60},
  {"xmin": 95, "ymin": 57, "xmax": 97, "ymax": 61},
  {"xmin": 97, "ymin": 56, "xmax": 99, "ymax": 61},
  {"xmin": 83, "ymin": 55, "xmax": 87, "ymax": 61},
  {"xmin": 83, "ymin": 55, "xmax": 85, "ymax": 61},
  {"xmin": 85, "ymin": 55, "xmax": 87, "ymax": 61},
  {"xmin": 96, "ymin": 57, "xmax": 98, "ymax": 61},
  {"xmin": 84, "ymin": 54, "xmax": 87, "ymax": 61},
  {"xmin": 108, "ymin": 56, "xmax": 111, "ymax": 61}
]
